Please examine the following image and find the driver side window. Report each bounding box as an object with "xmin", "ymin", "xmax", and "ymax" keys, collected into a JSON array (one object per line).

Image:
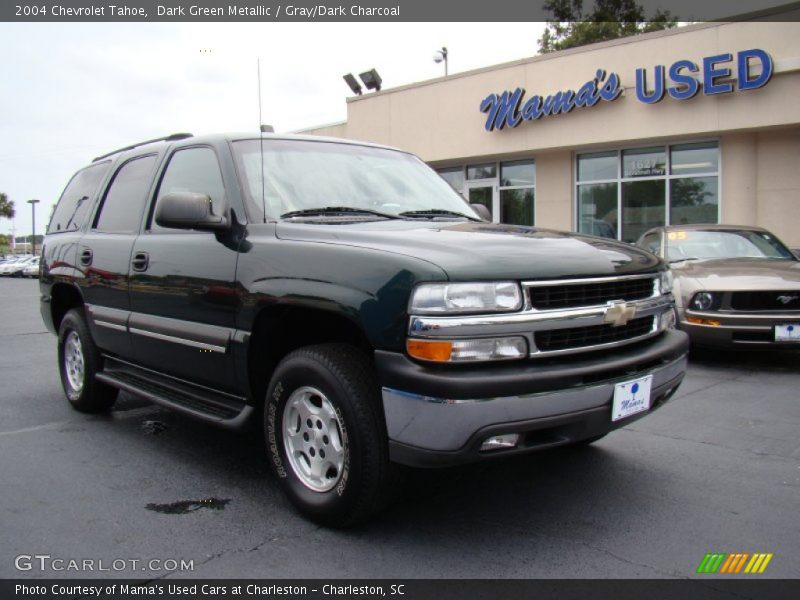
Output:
[{"xmin": 151, "ymin": 147, "xmax": 227, "ymax": 230}]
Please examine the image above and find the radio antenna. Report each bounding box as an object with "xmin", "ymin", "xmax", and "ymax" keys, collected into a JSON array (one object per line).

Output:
[{"xmin": 257, "ymin": 57, "xmax": 266, "ymax": 223}]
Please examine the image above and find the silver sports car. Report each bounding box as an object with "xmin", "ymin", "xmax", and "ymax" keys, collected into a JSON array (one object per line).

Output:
[{"xmin": 636, "ymin": 224, "xmax": 800, "ymax": 348}]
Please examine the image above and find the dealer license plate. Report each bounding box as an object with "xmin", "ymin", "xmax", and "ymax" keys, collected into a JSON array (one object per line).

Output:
[
  {"xmin": 775, "ymin": 324, "xmax": 800, "ymax": 342},
  {"xmin": 612, "ymin": 375, "xmax": 653, "ymax": 422}
]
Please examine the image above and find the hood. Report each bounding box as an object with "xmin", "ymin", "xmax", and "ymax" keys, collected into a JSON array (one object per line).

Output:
[
  {"xmin": 276, "ymin": 220, "xmax": 661, "ymax": 280},
  {"xmin": 672, "ymin": 258, "xmax": 800, "ymax": 291}
]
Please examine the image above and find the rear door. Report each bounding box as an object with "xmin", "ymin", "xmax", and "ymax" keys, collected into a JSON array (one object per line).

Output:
[
  {"xmin": 77, "ymin": 153, "xmax": 160, "ymax": 357},
  {"xmin": 128, "ymin": 145, "xmax": 240, "ymax": 392}
]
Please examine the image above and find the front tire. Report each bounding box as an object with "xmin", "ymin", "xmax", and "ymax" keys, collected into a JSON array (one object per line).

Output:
[
  {"xmin": 264, "ymin": 344, "xmax": 396, "ymax": 527},
  {"xmin": 57, "ymin": 308, "xmax": 118, "ymax": 413}
]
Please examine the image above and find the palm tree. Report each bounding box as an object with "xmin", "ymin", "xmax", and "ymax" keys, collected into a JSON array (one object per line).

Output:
[{"xmin": 0, "ymin": 192, "xmax": 15, "ymax": 219}]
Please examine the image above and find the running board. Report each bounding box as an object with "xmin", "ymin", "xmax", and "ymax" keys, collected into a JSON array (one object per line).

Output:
[{"xmin": 96, "ymin": 358, "xmax": 253, "ymax": 430}]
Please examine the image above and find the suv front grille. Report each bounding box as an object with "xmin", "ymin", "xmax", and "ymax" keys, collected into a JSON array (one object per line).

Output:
[
  {"xmin": 534, "ymin": 315, "xmax": 656, "ymax": 352},
  {"xmin": 730, "ymin": 291, "xmax": 800, "ymax": 312},
  {"xmin": 528, "ymin": 277, "xmax": 655, "ymax": 310}
]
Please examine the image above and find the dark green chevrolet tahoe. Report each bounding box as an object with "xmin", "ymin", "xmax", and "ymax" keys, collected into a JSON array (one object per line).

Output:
[{"xmin": 40, "ymin": 133, "xmax": 688, "ymax": 526}]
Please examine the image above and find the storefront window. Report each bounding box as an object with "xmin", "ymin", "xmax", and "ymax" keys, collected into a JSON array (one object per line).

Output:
[
  {"xmin": 670, "ymin": 176, "xmax": 718, "ymax": 225},
  {"xmin": 622, "ymin": 147, "xmax": 666, "ymax": 178},
  {"xmin": 501, "ymin": 188, "xmax": 534, "ymax": 226},
  {"xmin": 670, "ymin": 142, "xmax": 719, "ymax": 175},
  {"xmin": 468, "ymin": 187, "xmax": 493, "ymax": 219},
  {"xmin": 578, "ymin": 183, "xmax": 617, "ymax": 239},
  {"xmin": 499, "ymin": 160, "xmax": 535, "ymax": 226},
  {"xmin": 437, "ymin": 166, "xmax": 465, "ymax": 194},
  {"xmin": 622, "ymin": 180, "xmax": 666, "ymax": 242},
  {"xmin": 578, "ymin": 152, "xmax": 617, "ymax": 182},
  {"xmin": 576, "ymin": 141, "xmax": 719, "ymax": 241},
  {"xmin": 467, "ymin": 163, "xmax": 497, "ymax": 180},
  {"xmin": 500, "ymin": 160, "xmax": 535, "ymax": 187}
]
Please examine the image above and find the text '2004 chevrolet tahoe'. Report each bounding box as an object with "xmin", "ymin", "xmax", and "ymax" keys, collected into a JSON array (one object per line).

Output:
[{"xmin": 40, "ymin": 132, "xmax": 689, "ymax": 526}]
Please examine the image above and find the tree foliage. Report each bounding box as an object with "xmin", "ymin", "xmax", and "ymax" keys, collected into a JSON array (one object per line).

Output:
[
  {"xmin": 0, "ymin": 192, "xmax": 15, "ymax": 219},
  {"xmin": 539, "ymin": 0, "xmax": 677, "ymax": 54}
]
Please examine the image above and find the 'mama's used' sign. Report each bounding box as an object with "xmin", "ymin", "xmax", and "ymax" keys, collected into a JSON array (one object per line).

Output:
[{"xmin": 480, "ymin": 49, "xmax": 773, "ymax": 132}]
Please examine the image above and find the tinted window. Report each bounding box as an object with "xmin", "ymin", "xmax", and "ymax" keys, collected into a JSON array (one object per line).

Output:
[
  {"xmin": 48, "ymin": 162, "xmax": 111, "ymax": 233},
  {"xmin": 151, "ymin": 147, "xmax": 226, "ymax": 230},
  {"xmin": 94, "ymin": 155, "xmax": 157, "ymax": 233}
]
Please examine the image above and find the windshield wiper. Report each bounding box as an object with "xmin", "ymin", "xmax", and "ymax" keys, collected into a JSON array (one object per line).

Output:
[
  {"xmin": 668, "ymin": 257, "xmax": 702, "ymax": 263},
  {"xmin": 280, "ymin": 206, "xmax": 400, "ymax": 220},
  {"xmin": 398, "ymin": 209, "xmax": 478, "ymax": 220}
]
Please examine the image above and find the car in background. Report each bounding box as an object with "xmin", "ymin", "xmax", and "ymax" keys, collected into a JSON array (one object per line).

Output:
[
  {"xmin": 22, "ymin": 256, "xmax": 40, "ymax": 278},
  {"xmin": 0, "ymin": 256, "xmax": 35, "ymax": 277},
  {"xmin": 636, "ymin": 224, "xmax": 800, "ymax": 348}
]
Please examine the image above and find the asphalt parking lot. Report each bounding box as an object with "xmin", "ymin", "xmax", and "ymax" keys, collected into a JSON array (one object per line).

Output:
[{"xmin": 1, "ymin": 277, "xmax": 798, "ymax": 580}]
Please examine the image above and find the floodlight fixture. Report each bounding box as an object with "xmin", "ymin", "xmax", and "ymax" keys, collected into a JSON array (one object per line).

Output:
[
  {"xmin": 358, "ymin": 69, "xmax": 382, "ymax": 92},
  {"xmin": 343, "ymin": 73, "xmax": 363, "ymax": 95}
]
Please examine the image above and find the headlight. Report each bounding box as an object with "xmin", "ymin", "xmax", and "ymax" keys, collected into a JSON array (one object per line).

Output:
[
  {"xmin": 410, "ymin": 282, "xmax": 523, "ymax": 314},
  {"xmin": 659, "ymin": 270, "xmax": 673, "ymax": 295},
  {"xmin": 690, "ymin": 291, "xmax": 720, "ymax": 311}
]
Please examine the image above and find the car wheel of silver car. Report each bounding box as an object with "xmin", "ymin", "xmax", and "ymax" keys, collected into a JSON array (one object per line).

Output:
[
  {"xmin": 264, "ymin": 343, "xmax": 399, "ymax": 527},
  {"xmin": 57, "ymin": 308, "xmax": 118, "ymax": 413}
]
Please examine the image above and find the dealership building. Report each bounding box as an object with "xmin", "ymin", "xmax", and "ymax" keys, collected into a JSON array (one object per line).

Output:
[{"xmin": 304, "ymin": 13, "xmax": 800, "ymax": 246}]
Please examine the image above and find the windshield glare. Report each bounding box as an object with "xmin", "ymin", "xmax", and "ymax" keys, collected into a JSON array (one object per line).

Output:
[
  {"xmin": 232, "ymin": 139, "xmax": 477, "ymax": 221},
  {"xmin": 666, "ymin": 230, "xmax": 794, "ymax": 261}
]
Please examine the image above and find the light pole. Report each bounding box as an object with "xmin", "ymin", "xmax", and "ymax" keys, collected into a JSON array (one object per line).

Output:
[
  {"xmin": 433, "ymin": 46, "xmax": 448, "ymax": 76},
  {"xmin": 27, "ymin": 199, "xmax": 39, "ymax": 256}
]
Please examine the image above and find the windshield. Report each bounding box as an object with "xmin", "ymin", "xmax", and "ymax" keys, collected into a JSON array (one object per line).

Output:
[
  {"xmin": 665, "ymin": 230, "xmax": 795, "ymax": 261},
  {"xmin": 232, "ymin": 139, "xmax": 478, "ymax": 221}
]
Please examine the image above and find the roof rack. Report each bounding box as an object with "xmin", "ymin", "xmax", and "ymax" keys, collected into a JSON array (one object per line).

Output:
[{"xmin": 92, "ymin": 132, "xmax": 194, "ymax": 162}]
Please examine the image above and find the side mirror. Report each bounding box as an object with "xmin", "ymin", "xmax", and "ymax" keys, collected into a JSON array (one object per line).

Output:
[
  {"xmin": 155, "ymin": 192, "xmax": 229, "ymax": 231},
  {"xmin": 470, "ymin": 203, "xmax": 492, "ymax": 222}
]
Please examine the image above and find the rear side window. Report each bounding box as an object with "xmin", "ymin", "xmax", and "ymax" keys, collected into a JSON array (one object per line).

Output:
[
  {"xmin": 150, "ymin": 147, "xmax": 226, "ymax": 230},
  {"xmin": 47, "ymin": 161, "xmax": 111, "ymax": 233},
  {"xmin": 94, "ymin": 154, "xmax": 158, "ymax": 233}
]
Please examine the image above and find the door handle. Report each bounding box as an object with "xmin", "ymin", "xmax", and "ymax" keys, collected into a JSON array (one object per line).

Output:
[
  {"xmin": 80, "ymin": 249, "xmax": 93, "ymax": 266},
  {"xmin": 131, "ymin": 252, "xmax": 149, "ymax": 272}
]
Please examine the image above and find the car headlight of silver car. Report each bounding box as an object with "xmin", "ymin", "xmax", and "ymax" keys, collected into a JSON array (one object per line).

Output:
[
  {"xmin": 409, "ymin": 282, "xmax": 523, "ymax": 314},
  {"xmin": 658, "ymin": 270, "xmax": 674, "ymax": 295},
  {"xmin": 689, "ymin": 291, "xmax": 721, "ymax": 311}
]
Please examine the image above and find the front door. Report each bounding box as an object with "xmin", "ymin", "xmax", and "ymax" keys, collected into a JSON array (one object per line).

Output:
[{"xmin": 467, "ymin": 182, "xmax": 498, "ymax": 222}]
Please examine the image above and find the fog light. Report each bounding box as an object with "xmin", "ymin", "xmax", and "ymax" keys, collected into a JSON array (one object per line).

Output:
[{"xmin": 480, "ymin": 433, "xmax": 520, "ymax": 452}]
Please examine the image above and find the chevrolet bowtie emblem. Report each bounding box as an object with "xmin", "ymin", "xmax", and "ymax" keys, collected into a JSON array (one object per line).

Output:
[{"xmin": 604, "ymin": 301, "xmax": 637, "ymax": 327}]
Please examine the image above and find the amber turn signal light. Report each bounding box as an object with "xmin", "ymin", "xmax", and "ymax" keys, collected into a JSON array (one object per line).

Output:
[
  {"xmin": 406, "ymin": 339, "xmax": 453, "ymax": 362},
  {"xmin": 687, "ymin": 316, "xmax": 721, "ymax": 326}
]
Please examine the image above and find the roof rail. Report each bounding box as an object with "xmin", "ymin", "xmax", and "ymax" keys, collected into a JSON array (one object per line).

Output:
[{"xmin": 92, "ymin": 132, "xmax": 194, "ymax": 162}]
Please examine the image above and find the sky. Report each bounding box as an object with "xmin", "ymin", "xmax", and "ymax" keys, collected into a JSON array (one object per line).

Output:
[{"xmin": 0, "ymin": 21, "xmax": 547, "ymax": 241}]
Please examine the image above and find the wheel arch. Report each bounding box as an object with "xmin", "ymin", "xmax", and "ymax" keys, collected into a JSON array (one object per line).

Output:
[
  {"xmin": 246, "ymin": 304, "xmax": 374, "ymax": 406},
  {"xmin": 50, "ymin": 283, "xmax": 86, "ymax": 332}
]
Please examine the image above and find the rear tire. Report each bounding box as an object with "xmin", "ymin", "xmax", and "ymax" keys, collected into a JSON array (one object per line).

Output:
[
  {"xmin": 264, "ymin": 344, "xmax": 398, "ymax": 527},
  {"xmin": 57, "ymin": 308, "xmax": 118, "ymax": 413}
]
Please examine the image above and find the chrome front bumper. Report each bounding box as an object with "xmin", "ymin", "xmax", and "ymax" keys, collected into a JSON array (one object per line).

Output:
[{"xmin": 381, "ymin": 345, "xmax": 687, "ymax": 466}]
